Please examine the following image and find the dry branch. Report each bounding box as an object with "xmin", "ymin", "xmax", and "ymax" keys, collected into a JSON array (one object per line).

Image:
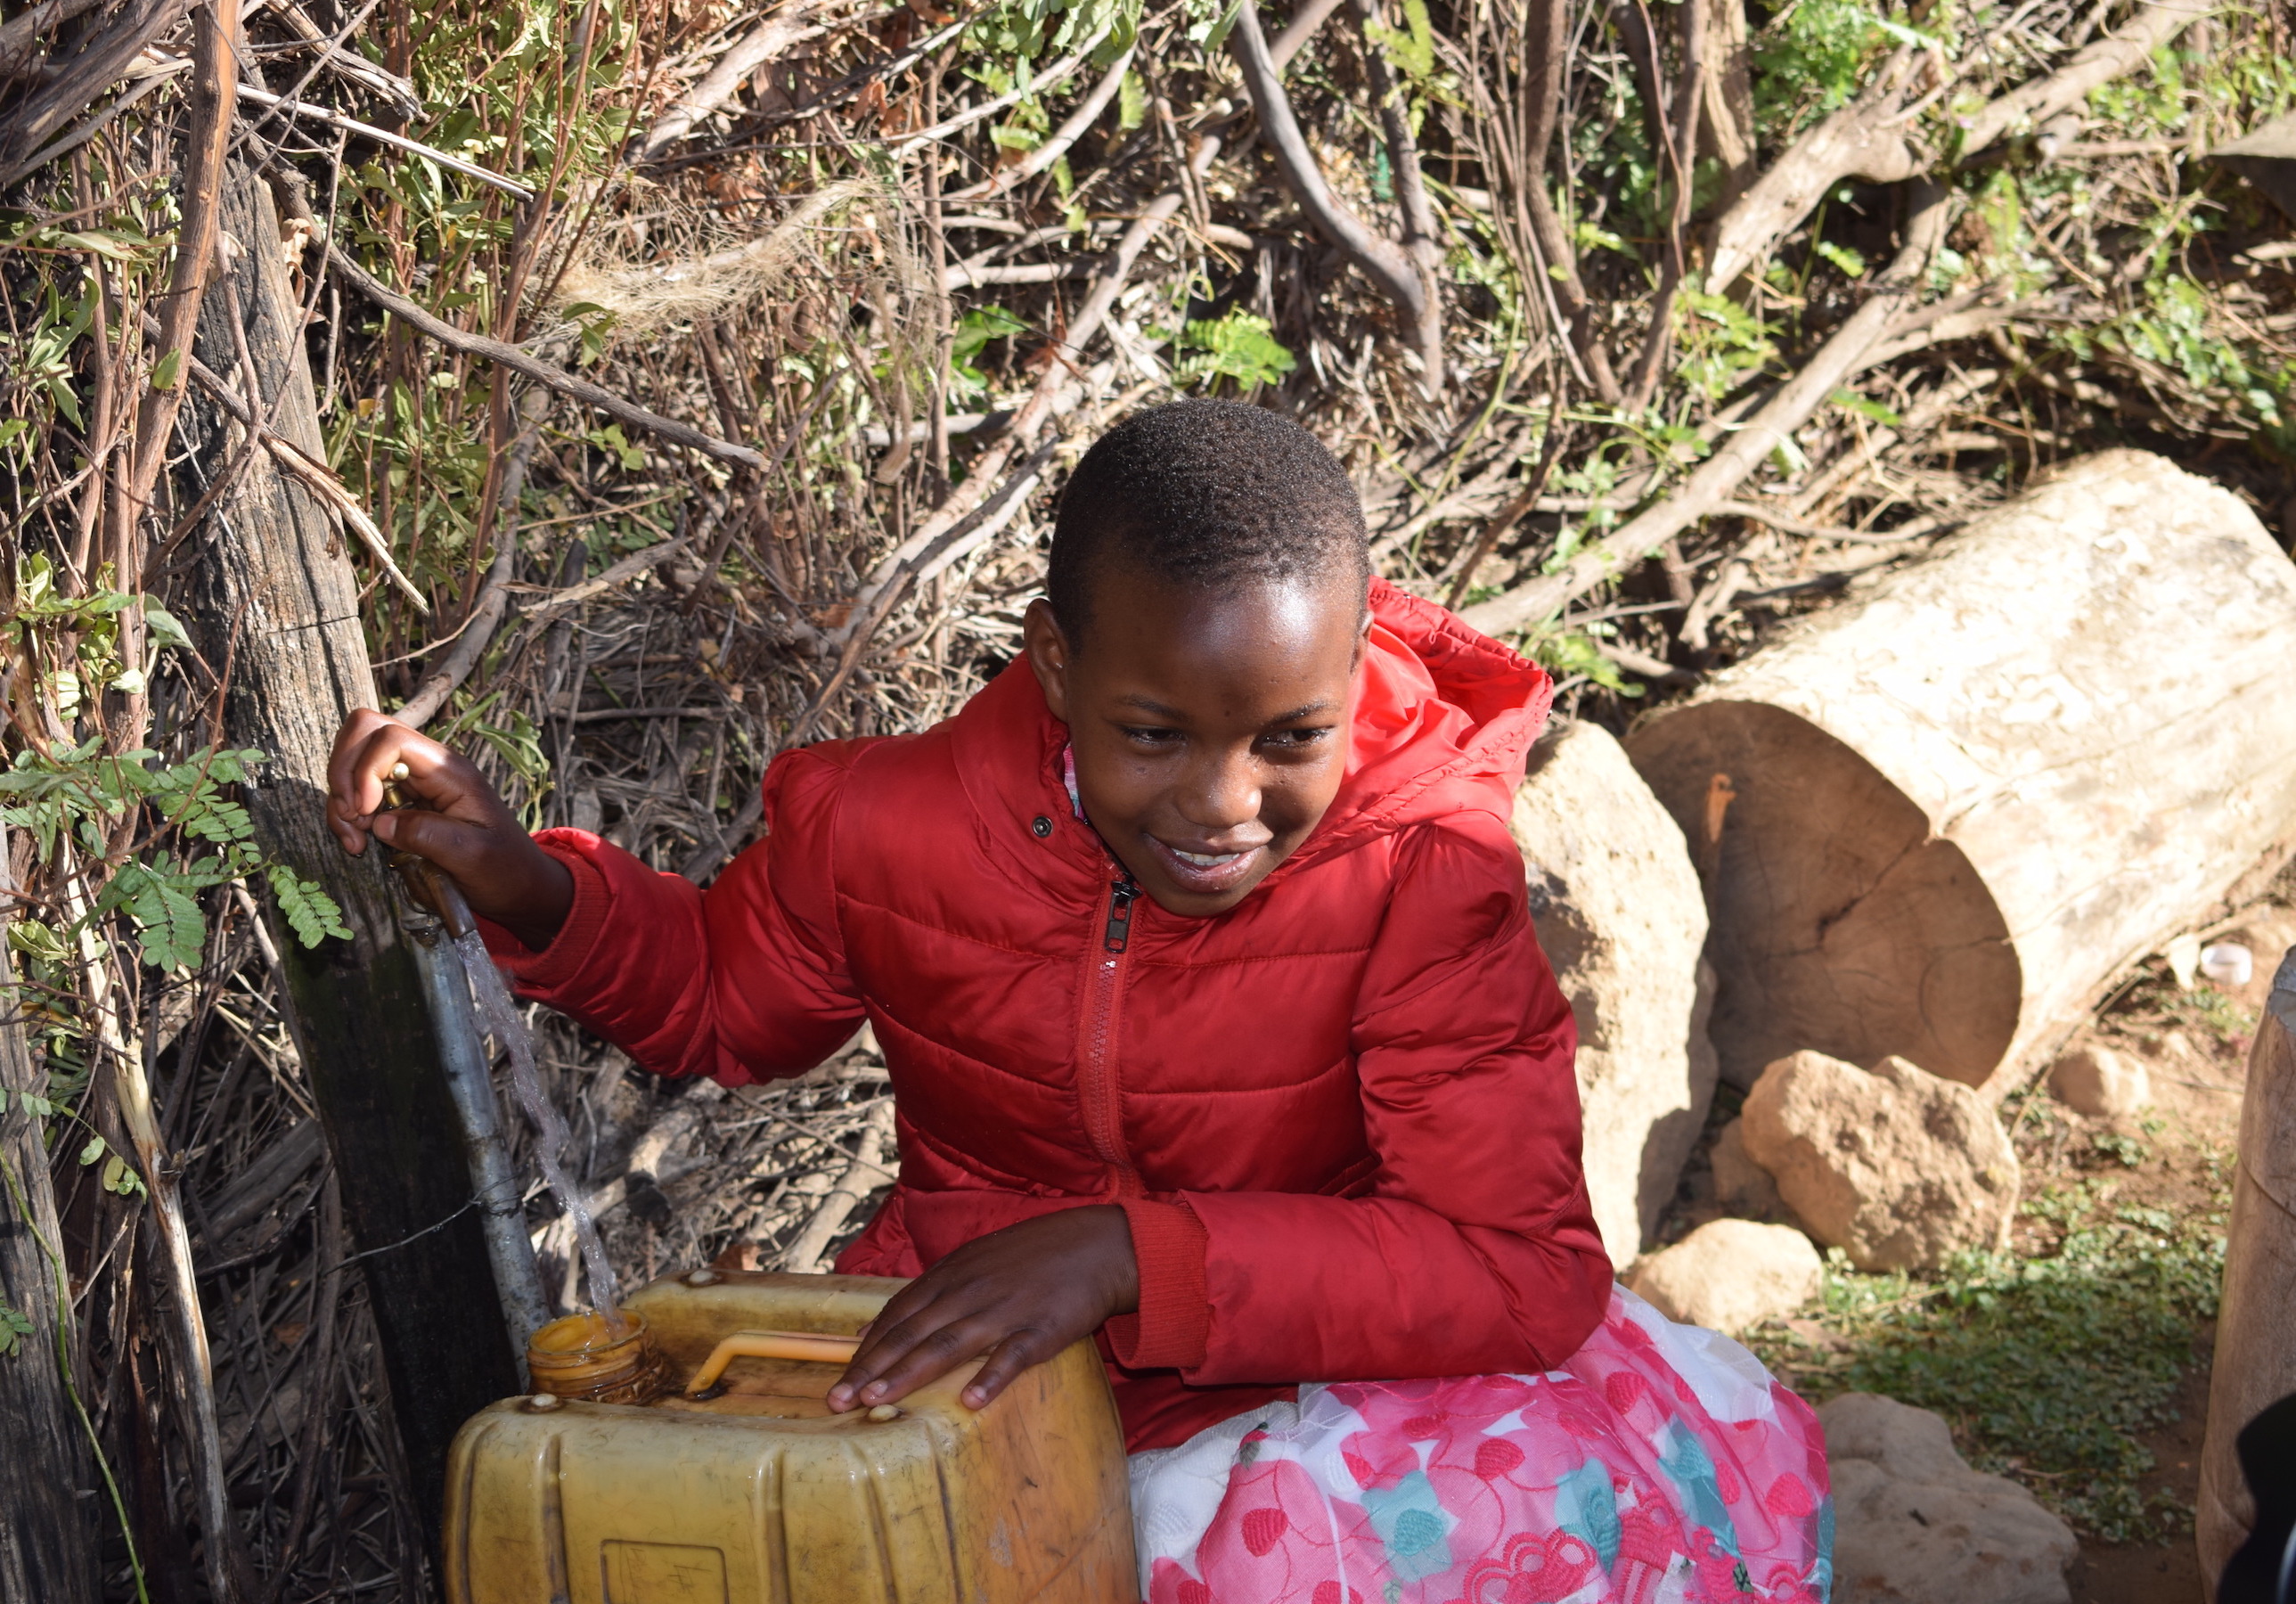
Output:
[
  {"xmin": 125, "ymin": 0, "xmax": 234, "ymax": 528},
  {"xmin": 230, "ymin": 81, "xmax": 535, "ymax": 200},
  {"xmin": 326, "ymin": 243, "xmax": 768, "ymax": 471},
  {"xmin": 1702, "ymin": 50, "xmax": 1929, "ymax": 292},
  {"xmin": 1510, "ymin": 0, "xmax": 1621, "ymax": 399},
  {"xmin": 0, "ymin": 0, "xmax": 192, "ymax": 168},
  {"xmin": 1230, "ymin": 0, "xmax": 1442, "ymax": 384},
  {"xmin": 1705, "ymin": 0, "xmax": 2210, "ymax": 291},
  {"xmin": 396, "ymin": 396, "xmax": 547, "ymax": 728},
  {"xmin": 779, "ymin": 1099, "xmax": 895, "ymax": 1273},
  {"xmin": 635, "ymin": 0, "xmax": 851, "ymax": 160},
  {"xmin": 168, "ymin": 330, "xmax": 429, "ymax": 609},
  {"xmin": 1957, "ymin": 0, "xmax": 2210, "ymax": 151},
  {"xmin": 1464, "ymin": 181, "xmax": 1952, "ymax": 636},
  {"xmin": 949, "ymin": 42, "xmax": 1138, "ymax": 202}
]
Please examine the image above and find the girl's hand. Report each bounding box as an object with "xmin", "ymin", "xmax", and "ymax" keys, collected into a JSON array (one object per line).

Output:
[
  {"xmin": 326, "ymin": 709, "xmax": 574, "ymax": 951},
  {"xmin": 826, "ymin": 1206, "xmax": 1139, "ymax": 1414}
]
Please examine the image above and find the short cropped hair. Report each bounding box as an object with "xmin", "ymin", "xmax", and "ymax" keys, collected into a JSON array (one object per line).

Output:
[{"xmin": 1047, "ymin": 400, "xmax": 1369, "ymax": 644}]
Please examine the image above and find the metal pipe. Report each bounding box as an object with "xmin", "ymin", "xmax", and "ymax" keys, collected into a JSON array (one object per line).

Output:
[
  {"xmin": 400, "ymin": 898, "xmax": 552, "ymax": 1370},
  {"xmin": 376, "ymin": 766, "xmax": 551, "ymax": 1366}
]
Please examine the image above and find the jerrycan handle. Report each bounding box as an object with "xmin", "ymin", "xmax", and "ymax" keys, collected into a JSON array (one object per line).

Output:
[{"xmin": 685, "ymin": 1329, "xmax": 864, "ymax": 1397}]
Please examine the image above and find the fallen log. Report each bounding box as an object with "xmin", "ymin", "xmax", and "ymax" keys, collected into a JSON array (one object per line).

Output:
[
  {"xmin": 2197, "ymin": 945, "xmax": 2296, "ymax": 1591},
  {"xmin": 1509, "ymin": 721, "xmax": 1717, "ymax": 1264},
  {"xmin": 1624, "ymin": 450, "xmax": 2296, "ymax": 1095}
]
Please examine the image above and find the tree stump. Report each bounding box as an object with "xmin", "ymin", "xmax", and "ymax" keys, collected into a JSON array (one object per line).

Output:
[
  {"xmin": 1626, "ymin": 451, "xmax": 2296, "ymax": 1094},
  {"xmin": 1510, "ymin": 720, "xmax": 1718, "ymax": 1263},
  {"xmin": 2197, "ymin": 944, "xmax": 2296, "ymax": 1586}
]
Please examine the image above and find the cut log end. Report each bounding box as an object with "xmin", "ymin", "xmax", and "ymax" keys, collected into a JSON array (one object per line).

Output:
[{"xmin": 1629, "ymin": 700, "xmax": 2021, "ymax": 1090}]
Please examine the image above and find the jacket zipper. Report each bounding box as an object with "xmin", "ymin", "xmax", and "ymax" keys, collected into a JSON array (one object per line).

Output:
[{"xmin": 1078, "ymin": 869, "xmax": 1140, "ymax": 1194}]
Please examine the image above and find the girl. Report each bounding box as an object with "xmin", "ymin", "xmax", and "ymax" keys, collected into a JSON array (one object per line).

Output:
[{"xmin": 328, "ymin": 400, "xmax": 1829, "ymax": 1602}]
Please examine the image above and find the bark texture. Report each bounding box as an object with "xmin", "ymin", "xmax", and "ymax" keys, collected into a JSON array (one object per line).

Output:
[
  {"xmin": 179, "ymin": 167, "xmax": 519, "ymax": 1543},
  {"xmin": 1626, "ymin": 450, "xmax": 2296, "ymax": 1094},
  {"xmin": 0, "ymin": 848, "xmax": 97, "ymax": 1604},
  {"xmin": 2197, "ymin": 944, "xmax": 2296, "ymax": 1586}
]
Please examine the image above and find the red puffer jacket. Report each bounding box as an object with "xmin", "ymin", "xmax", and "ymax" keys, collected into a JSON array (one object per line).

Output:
[{"xmin": 492, "ymin": 579, "xmax": 1611, "ymax": 1450}]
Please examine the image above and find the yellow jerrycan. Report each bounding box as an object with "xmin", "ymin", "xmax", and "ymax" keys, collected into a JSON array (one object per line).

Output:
[{"xmin": 443, "ymin": 1269, "xmax": 1140, "ymax": 1603}]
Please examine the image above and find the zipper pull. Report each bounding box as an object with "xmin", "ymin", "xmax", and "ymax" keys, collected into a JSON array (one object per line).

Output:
[{"xmin": 1103, "ymin": 874, "xmax": 1139, "ymax": 953}]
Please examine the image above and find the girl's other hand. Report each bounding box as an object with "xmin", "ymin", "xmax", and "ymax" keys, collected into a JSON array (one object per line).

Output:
[
  {"xmin": 826, "ymin": 1206, "xmax": 1139, "ymax": 1414},
  {"xmin": 326, "ymin": 708, "xmax": 574, "ymax": 950}
]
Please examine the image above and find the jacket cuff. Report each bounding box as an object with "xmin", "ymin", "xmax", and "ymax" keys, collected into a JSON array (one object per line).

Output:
[
  {"xmin": 478, "ymin": 833, "xmax": 612, "ymax": 994},
  {"xmin": 1104, "ymin": 1197, "xmax": 1210, "ymax": 1371}
]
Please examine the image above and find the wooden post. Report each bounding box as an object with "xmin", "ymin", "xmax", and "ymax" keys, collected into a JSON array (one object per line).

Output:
[
  {"xmin": 177, "ymin": 164, "xmax": 519, "ymax": 1559},
  {"xmin": 2197, "ymin": 945, "xmax": 2296, "ymax": 1591},
  {"xmin": 0, "ymin": 837, "xmax": 98, "ymax": 1604}
]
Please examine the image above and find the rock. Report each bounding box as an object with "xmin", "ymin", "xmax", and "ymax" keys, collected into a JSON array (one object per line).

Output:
[
  {"xmin": 2047, "ymin": 1045, "xmax": 2150, "ymax": 1117},
  {"xmin": 1624, "ymin": 1219, "xmax": 1821, "ymax": 1334},
  {"xmin": 1511, "ymin": 720, "xmax": 1718, "ymax": 1264},
  {"xmin": 1741, "ymin": 1051, "xmax": 2018, "ymax": 1272},
  {"xmin": 1710, "ymin": 1117, "xmax": 1784, "ymax": 1217},
  {"xmin": 1822, "ymin": 1393, "xmax": 2078, "ymax": 1604}
]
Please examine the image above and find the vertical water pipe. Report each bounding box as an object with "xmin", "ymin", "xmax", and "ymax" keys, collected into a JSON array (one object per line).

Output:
[{"xmin": 379, "ymin": 796, "xmax": 551, "ymax": 1370}]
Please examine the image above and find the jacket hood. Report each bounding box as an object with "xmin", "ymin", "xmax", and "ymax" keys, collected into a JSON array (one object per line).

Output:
[
  {"xmin": 1302, "ymin": 577, "xmax": 1553, "ymax": 863},
  {"xmin": 952, "ymin": 577, "xmax": 1552, "ymax": 883}
]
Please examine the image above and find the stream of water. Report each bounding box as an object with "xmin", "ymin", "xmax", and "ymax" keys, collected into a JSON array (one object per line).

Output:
[{"xmin": 452, "ymin": 929, "xmax": 630, "ymax": 1332}]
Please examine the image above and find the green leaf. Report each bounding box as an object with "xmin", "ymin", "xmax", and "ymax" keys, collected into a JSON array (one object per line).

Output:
[
  {"xmin": 78, "ymin": 1134, "xmax": 104, "ymax": 1166},
  {"xmin": 142, "ymin": 602, "xmax": 192, "ymax": 653},
  {"xmin": 1813, "ymin": 240, "xmax": 1867, "ymax": 279},
  {"xmin": 1830, "ymin": 389, "xmax": 1902, "ymax": 427},
  {"xmin": 150, "ymin": 349, "xmax": 183, "ymax": 393},
  {"xmin": 101, "ymin": 1153, "xmax": 144, "ymax": 1196},
  {"xmin": 267, "ymin": 865, "xmax": 353, "ymax": 948},
  {"xmin": 1363, "ymin": 0, "xmax": 1436, "ymax": 85},
  {"xmin": 0, "ymin": 1304, "xmax": 34, "ymax": 1359},
  {"xmin": 1174, "ymin": 309, "xmax": 1296, "ymax": 391}
]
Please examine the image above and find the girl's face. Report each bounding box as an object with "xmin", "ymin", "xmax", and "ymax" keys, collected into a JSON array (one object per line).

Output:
[{"xmin": 1022, "ymin": 567, "xmax": 1368, "ymax": 916}]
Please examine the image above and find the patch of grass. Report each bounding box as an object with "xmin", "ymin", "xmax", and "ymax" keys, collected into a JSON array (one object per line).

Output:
[{"xmin": 1749, "ymin": 1182, "xmax": 2227, "ymax": 1543}]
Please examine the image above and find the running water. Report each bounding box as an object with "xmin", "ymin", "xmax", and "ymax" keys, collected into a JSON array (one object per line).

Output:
[{"xmin": 452, "ymin": 929, "xmax": 630, "ymax": 1332}]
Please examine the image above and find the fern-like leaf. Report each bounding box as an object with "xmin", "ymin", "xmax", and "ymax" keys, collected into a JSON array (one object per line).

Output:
[{"xmin": 267, "ymin": 866, "xmax": 353, "ymax": 948}]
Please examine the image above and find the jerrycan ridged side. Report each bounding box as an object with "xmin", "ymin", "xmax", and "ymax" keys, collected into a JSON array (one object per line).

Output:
[{"xmin": 443, "ymin": 1270, "xmax": 1139, "ymax": 1604}]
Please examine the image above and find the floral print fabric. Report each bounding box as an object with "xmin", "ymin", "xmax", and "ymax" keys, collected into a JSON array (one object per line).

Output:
[{"xmin": 1129, "ymin": 1287, "xmax": 1831, "ymax": 1604}]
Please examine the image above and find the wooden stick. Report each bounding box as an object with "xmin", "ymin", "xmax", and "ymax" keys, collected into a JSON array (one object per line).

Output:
[
  {"xmin": 1230, "ymin": 0, "xmax": 1439, "ymax": 384},
  {"xmin": 395, "ymin": 393, "xmax": 549, "ymax": 728},
  {"xmin": 325, "ymin": 242, "xmax": 768, "ymax": 471},
  {"xmin": 948, "ymin": 42, "xmax": 1136, "ymax": 202},
  {"xmin": 780, "ymin": 1100, "xmax": 895, "ymax": 1273},
  {"xmin": 231, "ymin": 80, "xmax": 533, "ymax": 198},
  {"xmin": 123, "ymin": 0, "xmax": 233, "ymax": 529}
]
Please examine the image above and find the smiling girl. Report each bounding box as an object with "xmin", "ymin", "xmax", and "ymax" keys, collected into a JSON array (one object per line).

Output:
[{"xmin": 327, "ymin": 401, "xmax": 1829, "ymax": 1602}]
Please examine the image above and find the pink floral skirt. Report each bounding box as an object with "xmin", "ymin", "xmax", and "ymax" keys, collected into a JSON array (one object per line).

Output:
[{"xmin": 1128, "ymin": 1288, "xmax": 1831, "ymax": 1604}]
